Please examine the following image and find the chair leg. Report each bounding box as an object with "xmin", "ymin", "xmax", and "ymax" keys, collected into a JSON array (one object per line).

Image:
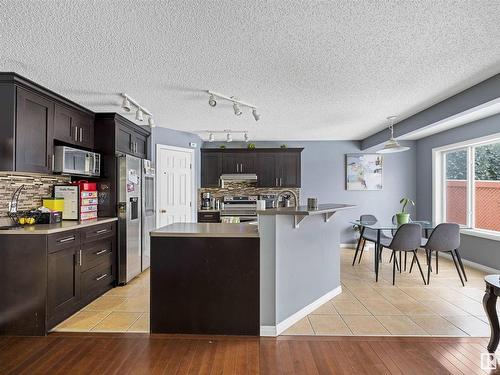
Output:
[
  {"xmin": 450, "ymin": 250, "xmax": 465, "ymax": 287},
  {"xmin": 409, "ymin": 250, "xmax": 416, "ymax": 273},
  {"xmin": 435, "ymin": 251, "xmax": 439, "ymax": 274},
  {"xmin": 412, "ymin": 250, "xmax": 426, "ymax": 285},
  {"xmin": 404, "ymin": 252, "xmax": 407, "ymax": 271},
  {"xmin": 352, "ymin": 236, "xmax": 362, "ymax": 266},
  {"xmin": 427, "ymin": 250, "xmax": 432, "ymax": 285},
  {"xmin": 392, "ymin": 250, "xmax": 397, "ymax": 285},
  {"xmin": 399, "ymin": 251, "xmax": 402, "ymax": 273},
  {"xmin": 454, "ymin": 249, "xmax": 468, "ymax": 282},
  {"xmin": 358, "ymin": 239, "xmax": 366, "ymax": 264}
]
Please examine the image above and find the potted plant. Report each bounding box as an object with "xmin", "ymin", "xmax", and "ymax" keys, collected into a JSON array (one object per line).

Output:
[
  {"xmin": 396, "ymin": 198, "xmax": 415, "ymax": 225},
  {"xmin": 247, "ymin": 143, "xmax": 256, "ymax": 150}
]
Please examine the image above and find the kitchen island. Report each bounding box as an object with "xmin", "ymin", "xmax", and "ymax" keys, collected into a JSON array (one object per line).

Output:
[{"xmin": 150, "ymin": 203, "xmax": 354, "ymax": 336}]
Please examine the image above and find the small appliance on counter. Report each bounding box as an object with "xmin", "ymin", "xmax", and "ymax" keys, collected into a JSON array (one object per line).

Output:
[
  {"xmin": 201, "ymin": 192, "xmax": 212, "ymax": 210},
  {"xmin": 36, "ymin": 210, "xmax": 63, "ymax": 224},
  {"xmin": 259, "ymin": 194, "xmax": 277, "ymax": 209}
]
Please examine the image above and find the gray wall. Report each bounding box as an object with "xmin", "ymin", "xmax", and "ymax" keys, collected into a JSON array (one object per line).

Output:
[
  {"xmin": 416, "ymin": 113, "xmax": 500, "ymax": 269},
  {"xmin": 204, "ymin": 140, "xmax": 417, "ymax": 243}
]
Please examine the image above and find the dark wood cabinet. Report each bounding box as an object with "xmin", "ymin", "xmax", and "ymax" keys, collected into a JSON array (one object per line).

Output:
[
  {"xmin": 114, "ymin": 121, "xmax": 148, "ymax": 158},
  {"xmin": 201, "ymin": 148, "xmax": 302, "ymax": 188},
  {"xmin": 47, "ymin": 246, "xmax": 81, "ymax": 325},
  {"xmin": 201, "ymin": 150, "xmax": 222, "ymax": 187},
  {"xmin": 198, "ymin": 211, "xmax": 221, "ymax": 223},
  {"xmin": 0, "ymin": 73, "xmax": 95, "ymax": 173},
  {"xmin": 15, "ymin": 88, "xmax": 54, "ymax": 173}
]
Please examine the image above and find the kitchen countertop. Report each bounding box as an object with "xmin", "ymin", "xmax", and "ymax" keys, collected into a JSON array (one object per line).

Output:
[
  {"xmin": 151, "ymin": 222, "xmax": 259, "ymax": 238},
  {"xmin": 257, "ymin": 203, "xmax": 356, "ymax": 216},
  {"xmin": 0, "ymin": 217, "xmax": 118, "ymax": 235}
]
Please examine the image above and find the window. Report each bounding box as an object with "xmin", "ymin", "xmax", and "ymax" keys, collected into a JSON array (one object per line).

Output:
[{"xmin": 434, "ymin": 136, "xmax": 500, "ymax": 236}]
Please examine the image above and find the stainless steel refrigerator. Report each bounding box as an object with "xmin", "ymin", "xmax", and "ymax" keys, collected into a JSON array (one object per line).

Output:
[
  {"xmin": 117, "ymin": 154, "xmax": 142, "ymax": 284},
  {"xmin": 141, "ymin": 159, "xmax": 156, "ymax": 271}
]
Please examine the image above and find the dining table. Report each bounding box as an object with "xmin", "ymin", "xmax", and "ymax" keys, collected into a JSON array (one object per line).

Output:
[{"xmin": 350, "ymin": 219, "xmax": 437, "ymax": 281}]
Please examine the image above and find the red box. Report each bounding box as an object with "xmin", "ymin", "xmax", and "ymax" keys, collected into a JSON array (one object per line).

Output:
[{"xmin": 72, "ymin": 180, "xmax": 97, "ymax": 191}]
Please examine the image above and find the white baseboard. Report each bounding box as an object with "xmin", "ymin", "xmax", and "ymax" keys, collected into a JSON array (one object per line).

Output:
[
  {"xmin": 260, "ymin": 326, "xmax": 277, "ymax": 336},
  {"xmin": 258, "ymin": 286, "xmax": 342, "ymax": 337},
  {"xmin": 340, "ymin": 243, "xmax": 374, "ymax": 250},
  {"xmin": 438, "ymin": 252, "xmax": 500, "ymax": 274}
]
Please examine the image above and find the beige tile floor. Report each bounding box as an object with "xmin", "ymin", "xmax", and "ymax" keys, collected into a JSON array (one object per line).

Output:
[
  {"xmin": 53, "ymin": 269, "xmax": 150, "ymax": 333},
  {"xmin": 283, "ymin": 246, "xmax": 493, "ymax": 337},
  {"xmin": 54, "ymin": 247, "xmax": 493, "ymax": 337}
]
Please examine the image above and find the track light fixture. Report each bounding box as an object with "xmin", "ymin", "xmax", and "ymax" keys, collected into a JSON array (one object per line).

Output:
[
  {"xmin": 252, "ymin": 108, "xmax": 260, "ymax": 121},
  {"xmin": 244, "ymin": 132, "xmax": 249, "ymax": 142},
  {"xmin": 209, "ymin": 133, "xmax": 215, "ymax": 142},
  {"xmin": 120, "ymin": 93, "xmax": 154, "ymax": 127},
  {"xmin": 122, "ymin": 97, "xmax": 131, "ymax": 112},
  {"xmin": 206, "ymin": 90, "xmax": 260, "ymax": 121},
  {"xmin": 226, "ymin": 133, "xmax": 233, "ymax": 142},
  {"xmin": 199, "ymin": 130, "xmax": 249, "ymax": 143}
]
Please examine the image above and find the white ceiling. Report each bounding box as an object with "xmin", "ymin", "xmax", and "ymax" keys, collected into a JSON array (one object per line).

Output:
[{"xmin": 1, "ymin": 1, "xmax": 500, "ymax": 141}]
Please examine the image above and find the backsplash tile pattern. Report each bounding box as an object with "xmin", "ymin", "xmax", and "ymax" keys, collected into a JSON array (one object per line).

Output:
[
  {"xmin": 0, "ymin": 172, "xmax": 71, "ymax": 221},
  {"xmin": 198, "ymin": 181, "xmax": 300, "ymax": 207}
]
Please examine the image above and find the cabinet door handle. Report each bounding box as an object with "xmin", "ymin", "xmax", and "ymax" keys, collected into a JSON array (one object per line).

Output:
[
  {"xmin": 240, "ymin": 163, "xmax": 243, "ymax": 172},
  {"xmin": 79, "ymin": 127, "xmax": 83, "ymax": 142},
  {"xmin": 95, "ymin": 249, "xmax": 107, "ymax": 255},
  {"xmin": 79, "ymin": 250, "xmax": 82, "ymax": 266},
  {"xmin": 96, "ymin": 273, "xmax": 108, "ymax": 281},
  {"xmin": 130, "ymin": 142, "xmax": 134, "ymax": 151},
  {"xmin": 95, "ymin": 229, "xmax": 108, "ymax": 234},
  {"xmin": 74, "ymin": 127, "xmax": 79, "ymax": 142},
  {"xmin": 58, "ymin": 236, "xmax": 75, "ymax": 243},
  {"xmin": 275, "ymin": 178, "xmax": 278, "ymax": 186},
  {"xmin": 280, "ymin": 177, "xmax": 282, "ymax": 186}
]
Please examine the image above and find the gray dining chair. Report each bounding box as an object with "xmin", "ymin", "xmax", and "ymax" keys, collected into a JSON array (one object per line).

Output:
[
  {"xmin": 352, "ymin": 214, "xmax": 392, "ymax": 266},
  {"xmin": 379, "ymin": 223, "xmax": 426, "ymax": 285},
  {"xmin": 389, "ymin": 215, "xmax": 428, "ymax": 272},
  {"xmin": 424, "ymin": 223, "xmax": 467, "ymax": 286}
]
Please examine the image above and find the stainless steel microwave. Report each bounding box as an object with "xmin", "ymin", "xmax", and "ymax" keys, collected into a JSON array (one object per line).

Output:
[{"xmin": 54, "ymin": 146, "xmax": 100, "ymax": 177}]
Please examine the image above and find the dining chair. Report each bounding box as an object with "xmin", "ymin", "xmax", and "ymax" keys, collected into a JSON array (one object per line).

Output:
[
  {"xmin": 379, "ymin": 223, "xmax": 426, "ymax": 285},
  {"xmin": 352, "ymin": 214, "xmax": 392, "ymax": 266},
  {"xmin": 423, "ymin": 223, "xmax": 467, "ymax": 286}
]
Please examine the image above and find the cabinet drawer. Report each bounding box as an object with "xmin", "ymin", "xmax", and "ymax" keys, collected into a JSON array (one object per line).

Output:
[
  {"xmin": 81, "ymin": 238, "xmax": 114, "ymax": 272},
  {"xmin": 47, "ymin": 230, "xmax": 80, "ymax": 253},
  {"xmin": 80, "ymin": 222, "xmax": 116, "ymax": 244},
  {"xmin": 198, "ymin": 211, "xmax": 220, "ymax": 223},
  {"xmin": 81, "ymin": 262, "xmax": 114, "ymax": 300}
]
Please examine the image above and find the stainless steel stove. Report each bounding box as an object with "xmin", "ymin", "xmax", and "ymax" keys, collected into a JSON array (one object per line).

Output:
[{"xmin": 221, "ymin": 196, "xmax": 258, "ymax": 222}]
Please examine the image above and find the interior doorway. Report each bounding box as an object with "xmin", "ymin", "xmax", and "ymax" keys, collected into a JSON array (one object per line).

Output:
[{"xmin": 156, "ymin": 144, "xmax": 195, "ymax": 227}]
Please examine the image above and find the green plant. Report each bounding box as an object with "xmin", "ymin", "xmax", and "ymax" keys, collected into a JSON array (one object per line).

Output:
[
  {"xmin": 280, "ymin": 144, "xmax": 287, "ymax": 149},
  {"xmin": 399, "ymin": 197, "xmax": 415, "ymax": 213},
  {"xmin": 219, "ymin": 145, "xmax": 226, "ymax": 149},
  {"xmin": 247, "ymin": 143, "xmax": 256, "ymax": 150}
]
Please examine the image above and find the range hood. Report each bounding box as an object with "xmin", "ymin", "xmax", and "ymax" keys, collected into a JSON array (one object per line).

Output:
[{"xmin": 219, "ymin": 174, "xmax": 258, "ymax": 187}]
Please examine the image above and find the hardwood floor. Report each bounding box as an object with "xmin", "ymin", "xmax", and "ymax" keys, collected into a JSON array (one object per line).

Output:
[{"xmin": 1, "ymin": 333, "xmax": 499, "ymax": 374}]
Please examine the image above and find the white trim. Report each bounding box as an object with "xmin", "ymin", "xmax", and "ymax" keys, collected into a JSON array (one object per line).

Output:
[
  {"xmin": 431, "ymin": 132, "xmax": 500, "ymax": 153},
  {"xmin": 461, "ymin": 228, "xmax": 500, "ymax": 242},
  {"xmin": 155, "ymin": 144, "xmax": 196, "ymax": 225},
  {"xmin": 340, "ymin": 243, "xmax": 356, "ymax": 249},
  {"xmin": 273, "ymin": 286, "xmax": 342, "ymax": 336},
  {"xmin": 259, "ymin": 326, "xmax": 277, "ymax": 337},
  {"xmin": 438, "ymin": 252, "xmax": 500, "ymax": 274}
]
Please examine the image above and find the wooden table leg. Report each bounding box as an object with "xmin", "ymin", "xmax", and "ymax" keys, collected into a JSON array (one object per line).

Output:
[{"xmin": 484, "ymin": 284, "xmax": 500, "ymax": 353}]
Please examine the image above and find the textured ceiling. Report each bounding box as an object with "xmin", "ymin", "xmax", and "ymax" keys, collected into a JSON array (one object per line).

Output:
[{"xmin": 1, "ymin": 1, "xmax": 500, "ymax": 141}]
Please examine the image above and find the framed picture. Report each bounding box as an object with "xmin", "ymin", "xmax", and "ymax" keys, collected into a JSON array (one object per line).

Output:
[{"xmin": 345, "ymin": 154, "xmax": 383, "ymax": 190}]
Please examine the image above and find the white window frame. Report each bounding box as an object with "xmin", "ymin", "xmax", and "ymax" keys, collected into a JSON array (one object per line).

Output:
[{"xmin": 432, "ymin": 132, "xmax": 500, "ymax": 241}]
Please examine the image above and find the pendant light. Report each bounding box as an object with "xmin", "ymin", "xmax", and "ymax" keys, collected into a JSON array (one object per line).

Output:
[{"xmin": 377, "ymin": 116, "xmax": 410, "ymax": 154}]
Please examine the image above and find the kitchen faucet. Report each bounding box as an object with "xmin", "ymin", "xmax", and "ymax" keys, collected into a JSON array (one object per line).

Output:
[{"xmin": 275, "ymin": 189, "xmax": 299, "ymax": 208}]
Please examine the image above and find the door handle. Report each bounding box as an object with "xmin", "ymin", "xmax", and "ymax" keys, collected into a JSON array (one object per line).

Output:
[
  {"xmin": 95, "ymin": 229, "xmax": 108, "ymax": 234},
  {"xmin": 160, "ymin": 209, "xmax": 167, "ymax": 213},
  {"xmin": 95, "ymin": 249, "xmax": 107, "ymax": 255},
  {"xmin": 58, "ymin": 236, "xmax": 75, "ymax": 243},
  {"xmin": 79, "ymin": 250, "xmax": 82, "ymax": 266},
  {"xmin": 240, "ymin": 163, "xmax": 243, "ymax": 172},
  {"xmin": 79, "ymin": 127, "xmax": 83, "ymax": 142},
  {"xmin": 275, "ymin": 178, "xmax": 278, "ymax": 187},
  {"xmin": 279, "ymin": 177, "xmax": 282, "ymax": 186},
  {"xmin": 96, "ymin": 274, "xmax": 108, "ymax": 281},
  {"xmin": 74, "ymin": 127, "xmax": 78, "ymax": 142}
]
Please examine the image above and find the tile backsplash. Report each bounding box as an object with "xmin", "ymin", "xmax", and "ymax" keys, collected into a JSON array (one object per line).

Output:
[
  {"xmin": 198, "ymin": 181, "xmax": 300, "ymax": 207},
  {"xmin": 0, "ymin": 172, "xmax": 71, "ymax": 222}
]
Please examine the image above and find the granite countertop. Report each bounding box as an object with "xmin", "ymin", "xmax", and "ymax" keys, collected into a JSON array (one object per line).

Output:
[
  {"xmin": 257, "ymin": 203, "xmax": 356, "ymax": 216},
  {"xmin": 151, "ymin": 222, "xmax": 259, "ymax": 238},
  {"xmin": 0, "ymin": 217, "xmax": 118, "ymax": 235}
]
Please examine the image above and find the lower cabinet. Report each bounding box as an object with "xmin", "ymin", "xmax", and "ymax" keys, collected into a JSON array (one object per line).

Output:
[{"xmin": 47, "ymin": 222, "xmax": 116, "ymax": 330}]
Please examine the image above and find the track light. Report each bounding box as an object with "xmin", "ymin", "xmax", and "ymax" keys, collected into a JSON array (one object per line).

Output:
[
  {"xmin": 244, "ymin": 132, "xmax": 249, "ymax": 142},
  {"xmin": 209, "ymin": 133, "xmax": 215, "ymax": 142},
  {"xmin": 208, "ymin": 95, "xmax": 217, "ymax": 107},
  {"xmin": 226, "ymin": 133, "xmax": 233, "ymax": 142},
  {"xmin": 136, "ymin": 108, "xmax": 144, "ymax": 121},
  {"xmin": 233, "ymin": 102, "xmax": 242, "ymax": 116},
  {"xmin": 148, "ymin": 116, "xmax": 155, "ymax": 127},
  {"xmin": 252, "ymin": 108, "xmax": 260, "ymax": 121},
  {"xmin": 122, "ymin": 97, "xmax": 131, "ymax": 112}
]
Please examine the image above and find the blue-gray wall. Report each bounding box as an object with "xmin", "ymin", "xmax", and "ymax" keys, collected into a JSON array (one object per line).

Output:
[
  {"xmin": 204, "ymin": 140, "xmax": 416, "ymax": 243},
  {"xmin": 415, "ymin": 113, "xmax": 500, "ymax": 269}
]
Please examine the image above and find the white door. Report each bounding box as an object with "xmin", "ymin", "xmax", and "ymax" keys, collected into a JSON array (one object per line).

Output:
[{"xmin": 156, "ymin": 145, "xmax": 194, "ymax": 227}]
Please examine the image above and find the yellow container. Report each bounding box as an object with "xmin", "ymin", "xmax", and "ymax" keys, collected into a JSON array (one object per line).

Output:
[{"xmin": 43, "ymin": 198, "xmax": 65, "ymax": 212}]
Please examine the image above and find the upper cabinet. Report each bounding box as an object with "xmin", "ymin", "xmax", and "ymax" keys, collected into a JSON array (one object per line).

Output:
[
  {"xmin": 54, "ymin": 104, "xmax": 94, "ymax": 149},
  {"xmin": 0, "ymin": 73, "xmax": 95, "ymax": 174},
  {"xmin": 201, "ymin": 148, "xmax": 302, "ymax": 188}
]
